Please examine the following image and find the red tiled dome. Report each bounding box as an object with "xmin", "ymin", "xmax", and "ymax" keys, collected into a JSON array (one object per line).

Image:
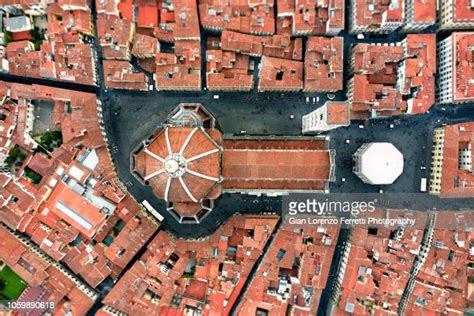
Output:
[{"xmin": 134, "ymin": 126, "xmax": 222, "ymax": 204}]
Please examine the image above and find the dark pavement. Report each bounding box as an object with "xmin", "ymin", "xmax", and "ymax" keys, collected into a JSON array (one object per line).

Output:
[
  {"xmin": 102, "ymin": 89, "xmax": 332, "ymax": 236},
  {"xmin": 102, "ymin": 85, "xmax": 474, "ymax": 238},
  {"xmin": 0, "ymin": 72, "xmax": 99, "ymax": 93},
  {"xmin": 329, "ymin": 104, "xmax": 474, "ymax": 194}
]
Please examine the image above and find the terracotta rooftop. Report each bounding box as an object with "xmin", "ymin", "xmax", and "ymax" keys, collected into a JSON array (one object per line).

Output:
[
  {"xmin": 337, "ymin": 210, "xmax": 427, "ymax": 314},
  {"xmin": 453, "ymin": 33, "xmax": 474, "ymax": 102},
  {"xmin": 96, "ymin": 0, "xmax": 120, "ymax": 15},
  {"xmin": 437, "ymin": 122, "xmax": 474, "ymax": 198},
  {"xmin": 293, "ymin": 0, "xmax": 345, "ymax": 35},
  {"xmin": 199, "ymin": 0, "xmax": 275, "ymax": 35},
  {"xmin": 62, "ymin": 242, "xmax": 112, "ymax": 288},
  {"xmin": 0, "ymin": 98, "xmax": 17, "ymax": 158},
  {"xmin": 327, "ymin": 101, "xmax": 350, "ymax": 125},
  {"xmin": 152, "ymin": 0, "xmax": 176, "ymax": 42},
  {"xmin": 137, "ymin": 5, "xmax": 158, "ymax": 28},
  {"xmin": 6, "ymin": 36, "xmax": 97, "ymax": 85},
  {"xmin": 413, "ymin": 0, "xmax": 436, "ymax": 23},
  {"xmin": 206, "ymin": 38, "xmax": 254, "ymax": 91},
  {"xmin": 222, "ymin": 138, "xmax": 333, "ymax": 191},
  {"xmin": 304, "ymin": 36, "xmax": 343, "ymax": 92},
  {"xmin": 237, "ymin": 223, "xmax": 339, "ymax": 315},
  {"xmin": 97, "ymin": 14, "xmax": 134, "ymax": 60},
  {"xmin": 262, "ymin": 34, "xmax": 303, "ymax": 60},
  {"xmin": 350, "ymin": 35, "xmax": 436, "ymax": 118},
  {"xmin": 173, "ymin": 0, "xmax": 201, "ymax": 40},
  {"xmin": 275, "ymin": 0, "xmax": 293, "ymax": 35},
  {"xmin": 0, "ymin": 226, "xmax": 96, "ymax": 315},
  {"xmin": 131, "ymin": 33, "xmax": 160, "ymax": 59},
  {"xmin": 352, "ymin": 43, "xmax": 404, "ymax": 74},
  {"xmin": 257, "ymin": 56, "xmax": 303, "ymax": 91},
  {"xmin": 0, "ymin": 82, "xmax": 159, "ymax": 289},
  {"xmin": 352, "ymin": 0, "xmax": 403, "ymax": 31},
  {"xmin": 117, "ymin": 0, "xmax": 134, "ymax": 21},
  {"xmin": 406, "ymin": 280, "xmax": 449, "ymax": 314},
  {"xmin": 402, "ymin": 34, "xmax": 436, "ymax": 114},
  {"xmin": 133, "ymin": 126, "xmax": 223, "ymax": 215},
  {"xmin": 406, "ymin": 212, "xmax": 473, "ymax": 314},
  {"xmin": 155, "ymin": 40, "xmax": 201, "ymax": 90},
  {"xmin": 351, "ymin": 75, "xmax": 406, "ymax": 119},
  {"xmin": 221, "ymin": 30, "xmax": 264, "ymax": 56},
  {"xmin": 0, "ymin": 174, "xmax": 36, "ymax": 231},
  {"xmin": 4, "ymin": 4, "xmax": 97, "ymax": 85},
  {"xmin": 48, "ymin": 6, "xmax": 93, "ymax": 35},
  {"xmin": 103, "ymin": 215, "xmax": 279, "ymax": 315},
  {"xmin": 221, "ymin": 30, "xmax": 303, "ymax": 60},
  {"xmin": 453, "ymin": 0, "xmax": 474, "ymax": 22},
  {"xmin": 6, "ymin": 41, "xmax": 41, "ymax": 79},
  {"xmin": 41, "ymin": 181, "xmax": 108, "ymax": 239},
  {"xmin": 48, "ymin": 33, "xmax": 97, "ymax": 85},
  {"xmin": 103, "ymin": 214, "xmax": 158, "ymax": 272},
  {"xmin": 103, "ymin": 60, "xmax": 149, "ymax": 91},
  {"xmin": 184, "ymin": 279, "xmax": 208, "ymax": 302}
]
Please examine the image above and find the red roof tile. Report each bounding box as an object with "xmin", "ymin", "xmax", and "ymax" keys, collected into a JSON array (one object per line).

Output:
[
  {"xmin": 336, "ymin": 215, "xmax": 426, "ymax": 314},
  {"xmin": 131, "ymin": 33, "xmax": 160, "ymax": 58},
  {"xmin": 199, "ymin": 0, "xmax": 275, "ymax": 35},
  {"xmin": 453, "ymin": 33, "xmax": 474, "ymax": 102},
  {"xmin": 155, "ymin": 40, "xmax": 201, "ymax": 90},
  {"xmin": 0, "ymin": 81, "xmax": 159, "ymax": 291},
  {"xmin": 0, "ymin": 175, "xmax": 36, "ymax": 230},
  {"xmin": 453, "ymin": 0, "xmax": 474, "ymax": 22},
  {"xmin": 350, "ymin": 35, "xmax": 436, "ymax": 118},
  {"xmin": 257, "ymin": 56, "xmax": 303, "ymax": 91},
  {"xmin": 133, "ymin": 126, "xmax": 223, "ymax": 216},
  {"xmin": 222, "ymin": 138, "xmax": 332, "ymax": 191},
  {"xmin": 103, "ymin": 60, "xmax": 149, "ymax": 91},
  {"xmin": 97, "ymin": 14, "xmax": 134, "ymax": 60},
  {"xmin": 137, "ymin": 5, "xmax": 159, "ymax": 28},
  {"xmin": 437, "ymin": 122, "xmax": 474, "ymax": 198},
  {"xmin": 352, "ymin": 0, "xmax": 403, "ymax": 31},
  {"xmin": 172, "ymin": 0, "xmax": 200, "ymax": 40},
  {"xmin": 206, "ymin": 42, "xmax": 254, "ymax": 91},
  {"xmin": 103, "ymin": 215, "xmax": 279, "ymax": 315},
  {"xmin": 237, "ymin": 224, "xmax": 339, "ymax": 314},
  {"xmin": 413, "ymin": 0, "xmax": 436, "ymax": 23},
  {"xmin": 327, "ymin": 101, "xmax": 350, "ymax": 125},
  {"xmin": 293, "ymin": 0, "xmax": 345, "ymax": 35},
  {"xmin": 42, "ymin": 181, "xmax": 108, "ymax": 238},
  {"xmin": 304, "ymin": 36, "xmax": 343, "ymax": 92},
  {"xmin": 0, "ymin": 226, "xmax": 96, "ymax": 315},
  {"xmin": 221, "ymin": 30, "xmax": 302, "ymax": 60}
]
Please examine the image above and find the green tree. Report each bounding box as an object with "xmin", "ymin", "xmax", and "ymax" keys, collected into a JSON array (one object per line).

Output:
[
  {"xmin": 29, "ymin": 27, "xmax": 44, "ymax": 50},
  {"xmin": 38, "ymin": 131, "xmax": 62, "ymax": 152},
  {"xmin": 3, "ymin": 31, "xmax": 12, "ymax": 44},
  {"xmin": 24, "ymin": 167, "xmax": 42, "ymax": 185}
]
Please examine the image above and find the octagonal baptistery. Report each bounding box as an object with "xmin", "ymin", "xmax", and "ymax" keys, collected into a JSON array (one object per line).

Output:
[
  {"xmin": 131, "ymin": 104, "xmax": 223, "ymax": 223},
  {"xmin": 353, "ymin": 142, "xmax": 404, "ymax": 185}
]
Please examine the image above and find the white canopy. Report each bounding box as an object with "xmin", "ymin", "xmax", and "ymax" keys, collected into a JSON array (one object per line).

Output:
[{"xmin": 355, "ymin": 143, "xmax": 404, "ymax": 185}]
